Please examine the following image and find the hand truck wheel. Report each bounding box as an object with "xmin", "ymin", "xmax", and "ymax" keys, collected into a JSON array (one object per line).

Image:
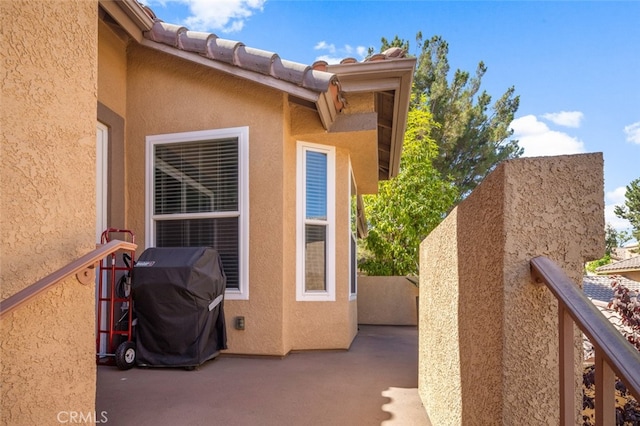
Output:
[{"xmin": 115, "ymin": 341, "xmax": 136, "ymax": 370}]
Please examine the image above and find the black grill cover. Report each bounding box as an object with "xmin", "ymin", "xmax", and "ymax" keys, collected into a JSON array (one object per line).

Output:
[{"xmin": 132, "ymin": 247, "xmax": 227, "ymax": 367}]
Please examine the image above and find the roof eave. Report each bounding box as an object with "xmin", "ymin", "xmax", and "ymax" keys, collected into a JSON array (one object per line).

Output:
[
  {"xmin": 99, "ymin": 0, "xmax": 154, "ymax": 42},
  {"xmin": 596, "ymin": 268, "xmax": 640, "ymax": 275},
  {"xmin": 118, "ymin": 0, "xmax": 155, "ymax": 31},
  {"xmin": 140, "ymin": 38, "xmax": 334, "ymax": 114},
  {"xmin": 327, "ymin": 58, "xmax": 416, "ymax": 178}
]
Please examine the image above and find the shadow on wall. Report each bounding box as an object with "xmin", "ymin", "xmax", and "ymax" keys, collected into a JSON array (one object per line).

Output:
[{"xmin": 419, "ymin": 153, "xmax": 605, "ymax": 425}]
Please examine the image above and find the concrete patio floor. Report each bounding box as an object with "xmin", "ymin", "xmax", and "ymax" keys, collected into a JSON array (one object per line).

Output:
[{"xmin": 96, "ymin": 325, "xmax": 431, "ymax": 426}]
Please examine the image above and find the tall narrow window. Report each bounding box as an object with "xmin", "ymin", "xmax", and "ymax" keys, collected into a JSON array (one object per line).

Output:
[
  {"xmin": 297, "ymin": 142, "xmax": 335, "ymax": 301},
  {"xmin": 146, "ymin": 127, "xmax": 249, "ymax": 300}
]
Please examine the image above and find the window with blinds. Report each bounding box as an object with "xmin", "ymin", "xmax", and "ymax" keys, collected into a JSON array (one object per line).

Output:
[
  {"xmin": 146, "ymin": 128, "xmax": 249, "ymax": 297},
  {"xmin": 297, "ymin": 142, "xmax": 335, "ymax": 302},
  {"xmin": 304, "ymin": 151, "xmax": 328, "ymax": 291}
]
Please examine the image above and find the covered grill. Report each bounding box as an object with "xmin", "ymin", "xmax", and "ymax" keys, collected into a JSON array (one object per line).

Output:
[{"xmin": 132, "ymin": 247, "xmax": 227, "ymax": 368}]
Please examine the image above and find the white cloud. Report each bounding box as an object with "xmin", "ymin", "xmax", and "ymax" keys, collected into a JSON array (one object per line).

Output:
[
  {"xmin": 541, "ymin": 111, "xmax": 584, "ymax": 128},
  {"xmin": 146, "ymin": 0, "xmax": 266, "ymax": 33},
  {"xmin": 510, "ymin": 115, "xmax": 586, "ymax": 157},
  {"xmin": 314, "ymin": 41, "xmax": 368, "ymax": 64},
  {"xmin": 606, "ymin": 186, "xmax": 627, "ymax": 205},
  {"xmin": 605, "ymin": 204, "xmax": 632, "ymax": 233},
  {"xmin": 314, "ymin": 41, "xmax": 336, "ymax": 54},
  {"xmin": 624, "ymin": 121, "xmax": 640, "ymax": 144}
]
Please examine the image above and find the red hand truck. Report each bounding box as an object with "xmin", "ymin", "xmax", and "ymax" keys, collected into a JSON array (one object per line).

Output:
[{"xmin": 96, "ymin": 228, "xmax": 136, "ymax": 369}]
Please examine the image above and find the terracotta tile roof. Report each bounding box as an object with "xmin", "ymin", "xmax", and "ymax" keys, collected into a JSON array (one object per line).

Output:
[
  {"xmin": 144, "ymin": 20, "xmax": 339, "ymax": 94},
  {"xmin": 595, "ymin": 255, "xmax": 640, "ymax": 273},
  {"xmin": 583, "ymin": 275, "xmax": 640, "ymax": 303},
  {"xmin": 139, "ymin": 4, "xmax": 411, "ymax": 115},
  {"xmin": 127, "ymin": 1, "xmax": 415, "ymax": 183}
]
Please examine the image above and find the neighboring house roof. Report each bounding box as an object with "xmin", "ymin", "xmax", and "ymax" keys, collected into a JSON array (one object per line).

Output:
[
  {"xmin": 595, "ymin": 255, "xmax": 640, "ymax": 274},
  {"xmin": 611, "ymin": 243, "xmax": 639, "ymax": 261},
  {"xmin": 583, "ymin": 275, "xmax": 640, "ymax": 304},
  {"xmin": 101, "ymin": 0, "xmax": 415, "ymax": 182}
]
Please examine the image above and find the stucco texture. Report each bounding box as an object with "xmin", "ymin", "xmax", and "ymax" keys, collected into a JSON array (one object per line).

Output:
[
  {"xmin": 1, "ymin": 0, "xmax": 98, "ymax": 424},
  {"xmin": 619, "ymin": 271, "xmax": 640, "ymax": 281},
  {"xmin": 122, "ymin": 44, "xmax": 358, "ymax": 355},
  {"xmin": 98, "ymin": 19, "xmax": 128, "ymax": 118},
  {"xmin": 124, "ymin": 43, "xmax": 288, "ymax": 355},
  {"xmin": 419, "ymin": 153, "xmax": 604, "ymax": 425},
  {"xmin": 358, "ymin": 276, "xmax": 419, "ymax": 325}
]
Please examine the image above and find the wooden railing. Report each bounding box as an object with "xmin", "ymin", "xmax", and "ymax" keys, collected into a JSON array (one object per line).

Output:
[
  {"xmin": 0, "ymin": 240, "xmax": 137, "ymax": 318},
  {"xmin": 530, "ymin": 256, "xmax": 640, "ymax": 426}
]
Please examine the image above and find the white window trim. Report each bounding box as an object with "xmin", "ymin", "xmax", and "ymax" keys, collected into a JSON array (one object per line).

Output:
[
  {"xmin": 296, "ymin": 141, "xmax": 335, "ymax": 302},
  {"xmin": 349, "ymin": 162, "xmax": 357, "ymax": 301},
  {"xmin": 145, "ymin": 127, "xmax": 250, "ymax": 300}
]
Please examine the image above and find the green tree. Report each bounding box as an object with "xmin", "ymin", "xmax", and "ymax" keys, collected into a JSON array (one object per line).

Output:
[
  {"xmin": 359, "ymin": 96, "xmax": 458, "ymax": 276},
  {"xmin": 377, "ymin": 34, "xmax": 522, "ymax": 199},
  {"xmin": 584, "ymin": 224, "xmax": 630, "ymax": 273},
  {"xmin": 604, "ymin": 223, "xmax": 630, "ymax": 255},
  {"xmin": 614, "ymin": 178, "xmax": 640, "ymax": 243}
]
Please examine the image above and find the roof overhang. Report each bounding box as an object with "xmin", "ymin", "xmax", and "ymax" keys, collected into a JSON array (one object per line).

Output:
[
  {"xmin": 99, "ymin": 0, "xmax": 154, "ymax": 42},
  {"xmin": 139, "ymin": 37, "xmax": 337, "ymax": 108},
  {"xmin": 101, "ymin": 0, "xmax": 415, "ymax": 183},
  {"xmin": 327, "ymin": 57, "xmax": 416, "ymax": 180}
]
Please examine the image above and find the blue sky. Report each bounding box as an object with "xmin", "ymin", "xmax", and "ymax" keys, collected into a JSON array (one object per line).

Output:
[{"xmin": 142, "ymin": 0, "xmax": 639, "ymax": 238}]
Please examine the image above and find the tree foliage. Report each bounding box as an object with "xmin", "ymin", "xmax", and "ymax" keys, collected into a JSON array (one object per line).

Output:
[
  {"xmin": 359, "ymin": 97, "xmax": 457, "ymax": 276},
  {"xmin": 585, "ymin": 224, "xmax": 630, "ymax": 272},
  {"xmin": 360, "ymin": 34, "xmax": 522, "ymax": 276},
  {"xmin": 605, "ymin": 223, "xmax": 631, "ymax": 255},
  {"xmin": 614, "ymin": 177, "xmax": 640, "ymax": 243},
  {"xmin": 379, "ymin": 33, "xmax": 522, "ymax": 199}
]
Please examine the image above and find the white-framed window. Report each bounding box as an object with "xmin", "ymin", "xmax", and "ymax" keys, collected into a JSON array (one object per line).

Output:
[
  {"xmin": 145, "ymin": 127, "xmax": 249, "ymax": 300},
  {"xmin": 349, "ymin": 164, "xmax": 357, "ymax": 301},
  {"xmin": 296, "ymin": 141, "xmax": 335, "ymax": 302}
]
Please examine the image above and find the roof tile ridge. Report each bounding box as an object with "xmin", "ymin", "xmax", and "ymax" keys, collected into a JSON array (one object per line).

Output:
[
  {"xmin": 235, "ymin": 44, "xmax": 278, "ymax": 76},
  {"xmin": 205, "ymin": 36, "xmax": 244, "ymax": 65},
  {"xmin": 364, "ymin": 47, "xmax": 408, "ymax": 62},
  {"xmin": 141, "ymin": 12, "xmax": 340, "ymax": 96},
  {"xmin": 146, "ymin": 20, "xmax": 187, "ymax": 48},
  {"xmin": 178, "ymin": 29, "xmax": 218, "ymax": 55}
]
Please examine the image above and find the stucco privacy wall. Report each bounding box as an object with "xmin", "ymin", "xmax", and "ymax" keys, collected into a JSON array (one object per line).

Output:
[
  {"xmin": 358, "ymin": 276, "xmax": 419, "ymax": 325},
  {"xmin": 419, "ymin": 153, "xmax": 604, "ymax": 425},
  {"xmin": 1, "ymin": 1, "xmax": 98, "ymax": 424}
]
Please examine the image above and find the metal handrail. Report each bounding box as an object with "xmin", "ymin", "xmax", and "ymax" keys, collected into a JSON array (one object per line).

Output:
[
  {"xmin": 530, "ymin": 256, "xmax": 640, "ymax": 425},
  {"xmin": 0, "ymin": 240, "xmax": 137, "ymax": 317}
]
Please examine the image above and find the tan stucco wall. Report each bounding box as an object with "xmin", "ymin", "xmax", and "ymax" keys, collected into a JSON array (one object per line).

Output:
[
  {"xmin": 123, "ymin": 44, "xmax": 361, "ymax": 355},
  {"xmin": 419, "ymin": 153, "xmax": 604, "ymax": 425},
  {"xmin": 619, "ymin": 271, "xmax": 640, "ymax": 281},
  {"xmin": 125, "ymin": 43, "xmax": 287, "ymax": 355},
  {"xmin": 285, "ymin": 148, "xmax": 358, "ymax": 351},
  {"xmin": 289, "ymin": 96, "xmax": 379, "ymax": 194},
  {"xmin": 358, "ymin": 276, "xmax": 419, "ymax": 325},
  {"xmin": 98, "ymin": 19, "xmax": 128, "ymax": 118},
  {"xmin": 1, "ymin": 1, "xmax": 98, "ymax": 424}
]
